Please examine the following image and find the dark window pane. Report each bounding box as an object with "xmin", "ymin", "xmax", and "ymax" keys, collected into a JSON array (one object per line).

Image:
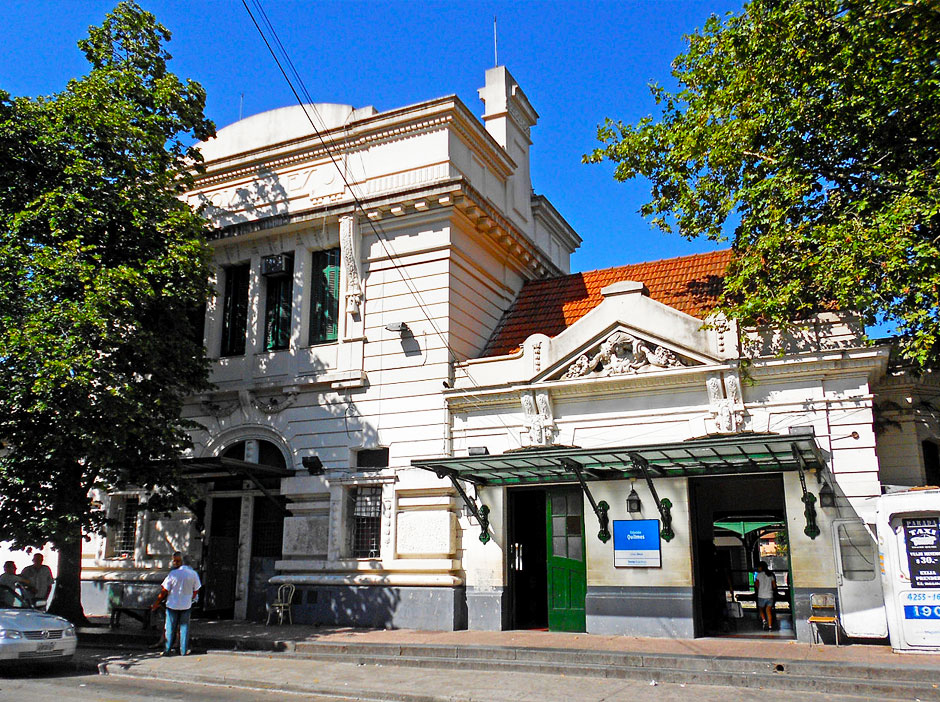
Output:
[
  {"xmin": 356, "ymin": 448, "xmax": 389, "ymax": 469},
  {"xmin": 220, "ymin": 263, "xmax": 250, "ymax": 356},
  {"xmin": 257, "ymin": 440, "xmax": 286, "ymax": 469},
  {"xmin": 924, "ymin": 440, "xmax": 940, "ymax": 486},
  {"xmin": 221, "ymin": 441, "xmax": 245, "ymax": 461},
  {"xmin": 566, "ymin": 515, "xmax": 581, "ymax": 535},
  {"xmin": 309, "ymin": 248, "xmax": 340, "ymax": 345}
]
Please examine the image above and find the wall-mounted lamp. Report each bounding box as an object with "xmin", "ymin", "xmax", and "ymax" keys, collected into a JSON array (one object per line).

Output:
[
  {"xmin": 627, "ymin": 482, "xmax": 642, "ymax": 513},
  {"xmin": 819, "ymin": 481, "xmax": 836, "ymax": 508},
  {"xmin": 468, "ymin": 446, "xmax": 489, "ymax": 456},
  {"xmin": 385, "ymin": 321, "xmax": 410, "ymax": 334},
  {"xmin": 302, "ymin": 455, "xmax": 324, "ymax": 475}
]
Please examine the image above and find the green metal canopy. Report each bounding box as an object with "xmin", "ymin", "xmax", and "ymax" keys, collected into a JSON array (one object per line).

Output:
[
  {"xmin": 412, "ymin": 433, "xmax": 824, "ymax": 487},
  {"xmin": 714, "ymin": 520, "xmax": 783, "ymax": 537}
]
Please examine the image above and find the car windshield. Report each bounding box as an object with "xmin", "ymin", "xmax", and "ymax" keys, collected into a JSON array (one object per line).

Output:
[{"xmin": 0, "ymin": 583, "xmax": 33, "ymax": 610}]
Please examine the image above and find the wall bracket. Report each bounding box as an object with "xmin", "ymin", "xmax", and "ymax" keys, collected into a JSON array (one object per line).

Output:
[
  {"xmin": 561, "ymin": 458, "xmax": 610, "ymax": 543},
  {"xmin": 628, "ymin": 452, "xmax": 675, "ymax": 542}
]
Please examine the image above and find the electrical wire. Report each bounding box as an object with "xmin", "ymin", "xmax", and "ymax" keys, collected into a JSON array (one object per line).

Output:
[{"xmin": 240, "ymin": 0, "xmax": 528, "ymax": 448}]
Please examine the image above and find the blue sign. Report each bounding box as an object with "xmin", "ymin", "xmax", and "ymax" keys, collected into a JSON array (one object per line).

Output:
[
  {"xmin": 904, "ymin": 605, "xmax": 940, "ymax": 620},
  {"xmin": 613, "ymin": 519, "xmax": 661, "ymax": 567}
]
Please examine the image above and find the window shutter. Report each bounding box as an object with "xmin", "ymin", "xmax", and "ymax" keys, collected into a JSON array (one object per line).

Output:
[{"xmin": 309, "ymin": 248, "xmax": 340, "ymax": 344}]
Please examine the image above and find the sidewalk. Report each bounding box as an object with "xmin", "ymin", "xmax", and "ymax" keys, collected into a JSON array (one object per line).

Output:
[
  {"xmin": 76, "ymin": 617, "xmax": 940, "ymax": 700},
  {"xmin": 84, "ymin": 649, "xmax": 907, "ymax": 702},
  {"xmin": 78, "ymin": 616, "xmax": 926, "ymax": 666}
]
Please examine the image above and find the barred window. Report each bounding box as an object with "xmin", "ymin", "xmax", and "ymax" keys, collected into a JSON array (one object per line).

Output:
[
  {"xmin": 348, "ymin": 486, "xmax": 382, "ymax": 559},
  {"xmin": 111, "ymin": 496, "xmax": 140, "ymax": 557}
]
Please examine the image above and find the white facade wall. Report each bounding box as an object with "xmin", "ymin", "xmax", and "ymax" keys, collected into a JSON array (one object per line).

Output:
[{"xmin": 79, "ymin": 69, "xmax": 579, "ymax": 627}]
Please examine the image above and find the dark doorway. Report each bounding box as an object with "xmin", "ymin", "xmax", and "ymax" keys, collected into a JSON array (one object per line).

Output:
[
  {"xmin": 689, "ymin": 474, "xmax": 793, "ymax": 639},
  {"xmin": 508, "ymin": 489, "xmax": 547, "ymax": 629},
  {"xmin": 202, "ymin": 496, "xmax": 241, "ymax": 618},
  {"xmin": 246, "ymin": 496, "xmax": 285, "ymax": 621}
]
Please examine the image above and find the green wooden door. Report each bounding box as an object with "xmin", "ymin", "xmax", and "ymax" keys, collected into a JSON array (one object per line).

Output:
[{"xmin": 546, "ymin": 488, "xmax": 586, "ymax": 632}]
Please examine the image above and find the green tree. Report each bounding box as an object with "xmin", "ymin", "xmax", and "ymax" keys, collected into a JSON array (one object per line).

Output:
[
  {"xmin": 0, "ymin": 2, "xmax": 215, "ymax": 623},
  {"xmin": 587, "ymin": 0, "xmax": 940, "ymax": 365}
]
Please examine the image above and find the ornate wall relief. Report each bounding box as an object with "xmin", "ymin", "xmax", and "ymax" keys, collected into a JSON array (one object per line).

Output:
[
  {"xmin": 250, "ymin": 388, "xmax": 299, "ymax": 415},
  {"xmin": 521, "ymin": 390, "xmax": 557, "ymax": 447},
  {"xmin": 201, "ymin": 397, "xmax": 240, "ymax": 418},
  {"xmin": 339, "ymin": 215, "xmax": 363, "ymax": 316},
  {"xmin": 561, "ymin": 331, "xmax": 686, "ymax": 380},
  {"xmin": 705, "ymin": 371, "xmax": 746, "ymax": 434}
]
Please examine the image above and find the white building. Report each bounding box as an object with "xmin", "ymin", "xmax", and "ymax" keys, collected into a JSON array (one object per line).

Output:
[
  {"xmin": 80, "ymin": 67, "xmax": 579, "ymax": 628},
  {"xmin": 79, "ymin": 67, "xmax": 939, "ymax": 641}
]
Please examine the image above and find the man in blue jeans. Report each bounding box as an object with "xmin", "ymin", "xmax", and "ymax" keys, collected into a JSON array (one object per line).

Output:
[{"xmin": 151, "ymin": 551, "xmax": 201, "ymax": 656}]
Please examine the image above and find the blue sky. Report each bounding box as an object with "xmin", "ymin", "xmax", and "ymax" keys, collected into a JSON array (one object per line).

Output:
[{"xmin": 1, "ymin": 0, "xmax": 745, "ymax": 273}]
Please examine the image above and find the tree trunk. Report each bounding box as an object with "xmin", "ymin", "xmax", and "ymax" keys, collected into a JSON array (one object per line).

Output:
[{"xmin": 47, "ymin": 532, "xmax": 89, "ymax": 625}]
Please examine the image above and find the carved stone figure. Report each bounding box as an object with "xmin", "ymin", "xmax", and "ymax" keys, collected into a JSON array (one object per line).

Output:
[
  {"xmin": 706, "ymin": 375, "xmax": 724, "ymax": 404},
  {"xmin": 725, "ymin": 373, "xmax": 743, "ymax": 405},
  {"xmin": 560, "ymin": 331, "xmax": 686, "ymax": 379},
  {"xmin": 561, "ymin": 353, "xmax": 591, "ymax": 380},
  {"xmin": 716, "ymin": 399, "xmax": 736, "ymax": 433},
  {"xmin": 632, "ymin": 340, "xmax": 682, "ymax": 370},
  {"xmin": 521, "ymin": 391, "xmax": 556, "ymax": 446}
]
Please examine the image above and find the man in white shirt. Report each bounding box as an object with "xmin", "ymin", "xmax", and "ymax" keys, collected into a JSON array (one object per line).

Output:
[
  {"xmin": 151, "ymin": 551, "xmax": 201, "ymax": 656},
  {"xmin": 21, "ymin": 553, "xmax": 54, "ymax": 607}
]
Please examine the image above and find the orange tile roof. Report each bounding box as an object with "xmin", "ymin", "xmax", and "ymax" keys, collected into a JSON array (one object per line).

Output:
[{"xmin": 481, "ymin": 249, "xmax": 733, "ymax": 357}]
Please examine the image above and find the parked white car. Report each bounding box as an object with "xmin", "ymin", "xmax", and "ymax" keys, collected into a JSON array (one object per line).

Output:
[{"xmin": 0, "ymin": 585, "xmax": 76, "ymax": 663}]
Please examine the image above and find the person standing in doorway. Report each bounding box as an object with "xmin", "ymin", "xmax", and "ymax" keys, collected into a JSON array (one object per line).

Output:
[
  {"xmin": 151, "ymin": 552, "xmax": 201, "ymax": 656},
  {"xmin": 21, "ymin": 554, "xmax": 54, "ymax": 608},
  {"xmin": 754, "ymin": 560, "xmax": 777, "ymax": 631}
]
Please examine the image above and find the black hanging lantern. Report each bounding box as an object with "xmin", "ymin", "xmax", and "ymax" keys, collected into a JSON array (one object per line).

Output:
[
  {"xmin": 627, "ymin": 485, "xmax": 642, "ymax": 513},
  {"xmin": 819, "ymin": 481, "xmax": 836, "ymax": 508}
]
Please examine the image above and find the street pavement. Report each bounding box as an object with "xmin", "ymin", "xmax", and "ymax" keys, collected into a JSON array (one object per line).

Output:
[
  {"xmin": 58, "ymin": 649, "xmax": 884, "ymax": 702},
  {"xmin": 69, "ymin": 619, "xmax": 940, "ymax": 701}
]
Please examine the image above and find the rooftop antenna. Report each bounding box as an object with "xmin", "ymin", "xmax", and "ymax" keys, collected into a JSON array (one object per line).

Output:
[
  {"xmin": 239, "ymin": 92, "xmax": 244, "ymax": 121},
  {"xmin": 493, "ymin": 15, "xmax": 498, "ymax": 67}
]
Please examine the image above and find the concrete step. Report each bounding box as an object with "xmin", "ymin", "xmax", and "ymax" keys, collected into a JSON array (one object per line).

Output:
[{"xmin": 279, "ymin": 641, "xmax": 940, "ymax": 700}]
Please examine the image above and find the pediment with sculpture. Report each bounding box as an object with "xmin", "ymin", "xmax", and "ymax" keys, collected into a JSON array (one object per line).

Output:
[{"xmin": 554, "ymin": 330, "xmax": 702, "ymax": 381}]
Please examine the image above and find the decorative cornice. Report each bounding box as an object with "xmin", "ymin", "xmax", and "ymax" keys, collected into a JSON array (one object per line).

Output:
[
  {"xmin": 192, "ymin": 97, "xmax": 513, "ymax": 191},
  {"xmin": 448, "ymin": 348, "xmax": 890, "ymax": 411}
]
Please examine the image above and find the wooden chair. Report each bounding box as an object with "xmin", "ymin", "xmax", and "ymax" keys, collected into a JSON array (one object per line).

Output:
[
  {"xmin": 265, "ymin": 583, "xmax": 295, "ymax": 626},
  {"xmin": 808, "ymin": 592, "xmax": 841, "ymax": 645}
]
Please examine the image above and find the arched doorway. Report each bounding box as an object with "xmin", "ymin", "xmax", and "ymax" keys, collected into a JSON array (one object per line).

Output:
[{"xmin": 202, "ymin": 439, "xmax": 286, "ymax": 620}]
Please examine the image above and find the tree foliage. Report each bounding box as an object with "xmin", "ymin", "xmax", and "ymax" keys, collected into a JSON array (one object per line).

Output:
[
  {"xmin": 0, "ymin": 2, "xmax": 215, "ymax": 621},
  {"xmin": 587, "ymin": 0, "xmax": 940, "ymax": 365}
]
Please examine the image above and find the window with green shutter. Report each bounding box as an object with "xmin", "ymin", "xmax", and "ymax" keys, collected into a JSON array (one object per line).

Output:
[
  {"xmin": 309, "ymin": 248, "xmax": 340, "ymax": 345},
  {"xmin": 264, "ymin": 254, "xmax": 294, "ymax": 351},
  {"xmin": 220, "ymin": 263, "xmax": 250, "ymax": 356}
]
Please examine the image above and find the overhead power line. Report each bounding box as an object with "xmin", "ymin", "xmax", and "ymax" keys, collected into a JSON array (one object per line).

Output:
[{"xmin": 239, "ymin": 0, "xmax": 528, "ymax": 447}]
